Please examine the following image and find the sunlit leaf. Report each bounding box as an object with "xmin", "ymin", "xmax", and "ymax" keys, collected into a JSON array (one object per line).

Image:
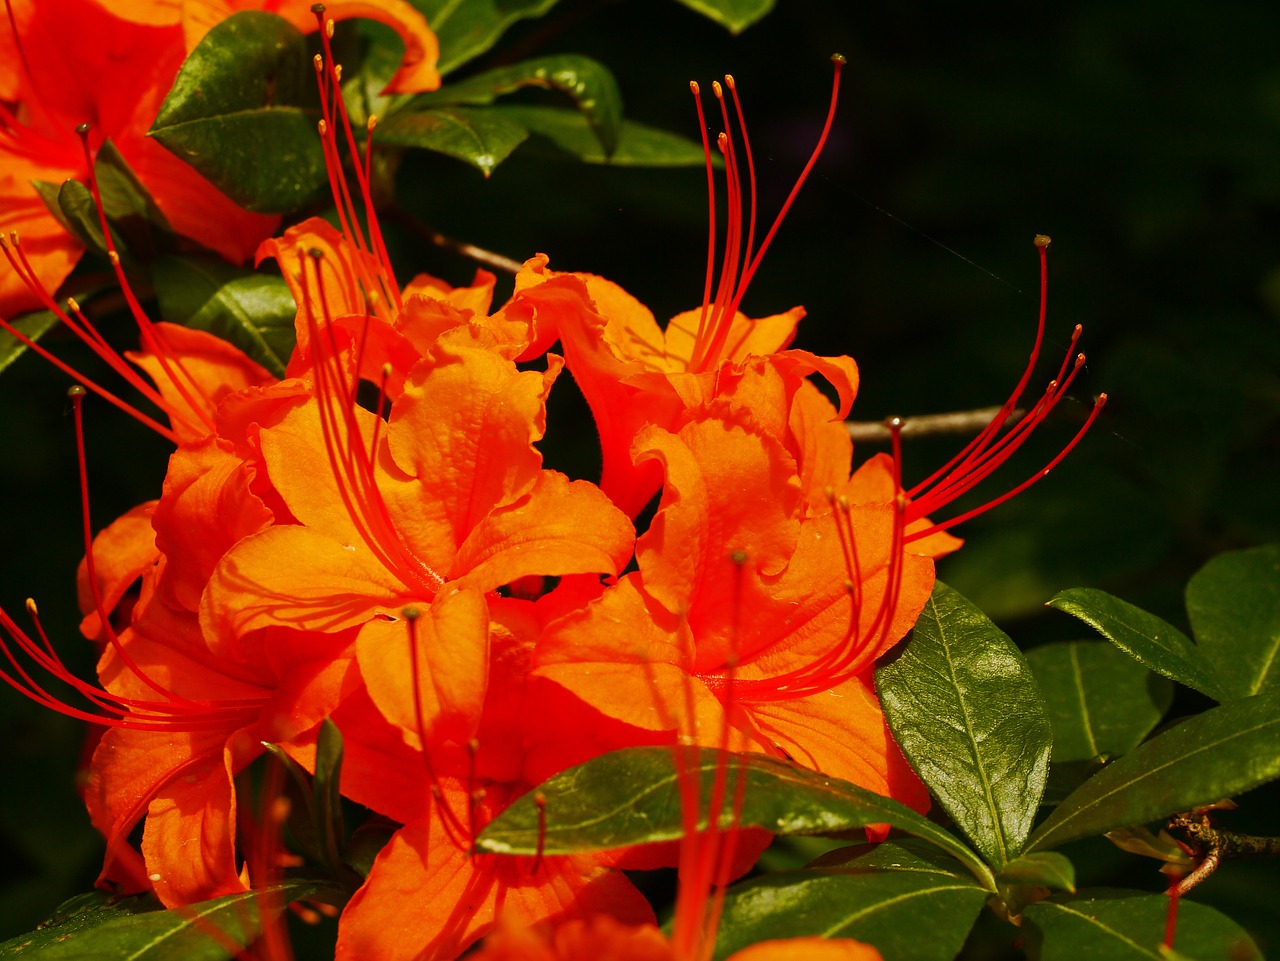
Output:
[
  {"xmin": 416, "ymin": 0, "xmax": 562, "ymax": 75},
  {"xmin": 477, "ymin": 746, "xmax": 994, "ymax": 889},
  {"xmin": 877, "ymin": 581, "xmax": 1052, "ymax": 867},
  {"xmin": 1022, "ymin": 891, "xmax": 1263, "ymax": 961},
  {"xmin": 500, "ymin": 105, "xmax": 709, "ymax": 166},
  {"xmin": 712, "ymin": 858, "xmax": 987, "ymax": 961},
  {"xmin": 1026, "ymin": 692, "xmax": 1280, "ymax": 852},
  {"xmin": 1187, "ymin": 544, "xmax": 1280, "ymax": 699},
  {"xmin": 1048, "ymin": 588, "xmax": 1225, "ymax": 701},
  {"xmin": 671, "ymin": 0, "xmax": 775, "ymax": 34},
  {"xmin": 0, "ymin": 881, "xmax": 332, "ymax": 959},
  {"xmin": 374, "ymin": 106, "xmax": 528, "ymax": 175},
  {"xmin": 152, "ymin": 256, "xmax": 295, "ymax": 378},
  {"xmin": 415, "ymin": 55, "xmax": 622, "ymax": 155},
  {"xmin": 0, "ymin": 311, "xmax": 59, "ymax": 375},
  {"xmin": 1026, "ymin": 640, "xmax": 1173, "ymax": 763},
  {"xmin": 150, "ymin": 12, "xmax": 324, "ymax": 214}
]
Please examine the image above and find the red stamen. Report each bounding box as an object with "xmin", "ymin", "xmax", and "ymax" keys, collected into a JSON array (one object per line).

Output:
[{"xmin": 900, "ymin": 238, "xmax": 1107, "ymax": 543}]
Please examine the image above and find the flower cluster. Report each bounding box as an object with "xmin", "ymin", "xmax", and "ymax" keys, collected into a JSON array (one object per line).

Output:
[{"xmin": 1, "ymin": 8, "xmax": 1105, "ymax": 960}]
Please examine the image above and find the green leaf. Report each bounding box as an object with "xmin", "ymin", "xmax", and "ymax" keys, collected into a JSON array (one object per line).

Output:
[
  {"xmin": 1027, "ymin": 641, "xmax": 1173, "ymax": 763},
  {"xmin": 373, "ymin": 106, "xmax": 528, "ymax": 175},
  {"xmin": 1187, "ymin": 544, "xmax": 1280, "ymax": 699},
  {"xmin": 51, "ymin": 180, "xmax": 110, "ymax": 257},
  {"xmin": 1022, "ymin": 891, "xmax": 1263, "ymax": 961},
  {"xmin": 712, "ymin": 860, "xmax": 988, "ymax": 961},
  {"xmin": 414, "ymin": 55, "xmax": 622, "ymax": 155},
  {"xmin": 1048, "ymin": 588, "xmax": 1226, "ymax": 701},
  {"xmin": 477, "ymin": 746, "xmax": 995, "ymax": 889},
  {"xmin": 149, "ymin": 12, "xmax": 324, "ymax": 214},
  {"xmin": 996, "ymin": 851, "xmax": 1076, "ymax": 893},
  {"xmin": 671, "ymin": 0, "xmax": 776, "ymax": 34},
  {"xmin": 1026, "ymin": 692, "xmax": 1280, "ymax": 852},
  {"xmin": 314, "ymin": 718, "xmax": 345, "ymax": 872},
  {"xmin": 94, "ymin": 141, "xmax": 173, "ymax": 258},
  {"xmin": 876, "ymin": 581, "xmax": 1053, "ymax": 867},
  {"xmin": 0, "ymin": 881, "xmax": 331, "ymax": 959},
  {"xmin": 152, "ymin": 256, "xmax": 296, "ymax": 378},
  {"xmin": 0, "ymin": 311, "xmax": 59, "ymax": 374},
  {"xmin": 416, "ymin": 0, "xmax": 562, "ymax": 76},
  {"xmin": 499, "ymin": 105, "xmax": 710, "ymax": 166}
]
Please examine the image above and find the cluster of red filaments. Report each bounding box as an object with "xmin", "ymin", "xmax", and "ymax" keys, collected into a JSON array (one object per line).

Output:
[
  {"xmin": 0, "ymin": 387, "xmax": 267, "ymax": 737},
  {"xmin": 902, "ymin": 235, "xmax": 1107, "ymax": 543},
  {"xmin": 676, "ymin": 55, "xmax": 844, "ymax": 374}
]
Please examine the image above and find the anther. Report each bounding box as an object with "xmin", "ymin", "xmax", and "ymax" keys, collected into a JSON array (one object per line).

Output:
[
  {"xmin": 724, "ymin": 74, "xmax": 736, "ymax": 90},
  {"xmin": 690, "ymin": 81, "xmax": 700, "ymax": 95},
  {"xmin": 367, "ymin": 116, "xmax": 378, "ymax": 133},
  {"xmin": 333, "ymin": 63, "xmax": 342, "ymax": 82},
  {"xmin": 317, "ymin": 119, "xmax": 328, "ymax": 136},
  {"xmin": 1034, "ymin": 234, "xmax": 1052, "ymax": 247},
  {"xmin": 65, "ymin": 297, "xmax": 79, "ymax": 313},
  {"xmin": 313, "ymin": 53, "xmax": 324, "ymax": 72},
  {"xmin": 8, "ymin": 230, "xmax": 18, "ymax": 246},
  {"xmin": 326, "ymin": 18, "xmax": 335, "ymax": 39},
  {"xmin": 25, "ymin": 598, "xmax": 37, "ymax": 616},
  {"xmin": 712, "ymin": 80, "xmax": 723, "ymax": 99},
  {"xmin": 107, "ymin": 251, "xmax": 119, "ymax": 267}
]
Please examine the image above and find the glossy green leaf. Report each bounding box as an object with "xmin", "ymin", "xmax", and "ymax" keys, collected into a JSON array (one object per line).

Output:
[
  {"xmin": 417, "ymin": 0, "xmax": 562, "ymax": 75},
  {"xmin": 1026, "ymin": 692, "xmax": 1280, "ymax": 852},
  {"xmin": 809, "ymin": 839, "xmax": 973, "ymax": 873},
  {"xmin": 876, "ymin": 581, "xmax": 1053, "ymax": 867},
  {"xmin": 1027, "ymin": 641, "xmax": 1173, "ymax": 763},
  {"xmin": 712, "ymin": 859, "xmax": 988, "ymax": 961},
  {"xmin": 671, "ymin": 0, "xmax": 776, "ymax": 34},
  {"xmin": 499, "ymin": 105, "xmax": 710, "ymax": 166},
  {"xmin": 149, "ymin": 12, "xmax": 324, "ymax": 214},
  {"xmin": 374, "ymin": 106, "xmax": 528, "ymax": 175},
  {"xmin": 0, "ymin": 881, "xmax": 330, "ymax": 959},
  {"xmin": 1022, "ymin": 891, "xmax": 1263, "ymax": 961},
  {"xmin": 996, "ymin": 851, "xmax": 1076, "ymax": 893},
  {"xmin": 152, "ymin": 256, "xmax": 296, "ymax": 378},
  {"xmin": 477, "ymin": 746, "xmax": 995, "ymax": 889},
  {"xmin": 50, "ymin": 180, "xmax": 109, "ymax": 257},
  {"xmin": 1048, "ymin": 588, "xmax": 1226, "ymax": 701},
  {"xmin": 1187, "ymin": 544, "xmax": 1280, "ymax": 699},
  {"xmin": 415, "ymin": 55, "xmax": 622, "ymax": 155},
  {"xmin": 0, "ymin": 311, "xmax": 59, "ymax": 374}
]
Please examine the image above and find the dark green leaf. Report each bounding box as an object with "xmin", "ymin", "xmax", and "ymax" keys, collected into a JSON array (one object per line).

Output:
[
  {"xmin": 1027, "ymin": 640, "xmax": 1173, "ymax": 763},
  {"xmin": 94, "ymin": 141, "xmax": 172, "ymax": 258},
  {"xmin": 877, "ymin": 581, "xmax": 1052, "ymax": 867},
  {"xmin": 1187, "ymin": 544, "xmax": 1280, "ymax": 699},
  {"xmin": 1026, "ymin": 692, "xmax": 1280, "ymax": 852},
  {"xmin": 0, "ymin": 311, "xmax": 59, "ymax": 374},
  {"xmin": 477, "ymin": 746, "xmax": 995, "ymax": 889},
  {"xmin": 53, "ymin": 180, "xmax": 110, "ymax": 258},
  {"xmin": 995, "ymin": 851, "xmax": 1076, "ymax": 893},
  {"xmin": 1048, "ymin": 588, "xmax": 1226, "ymax": 701},
  {"xmin": 808, "ymin": 839, "xmax": 972, "ymax": 874},
  {"xmin": 712, "ymin": 861, "xmax": 987, "ymax": 961},
  {"xmin": 416, "ymin": 0, "xmax": 562, "ymax": 75},
  {"xmin": 1022, "ymin": 891, "xmax": 1263, "ymax": 961},
  {"xmin": 314, "ymin": 718, "xmax": 345, "ymax": 872},
  {"xmin": 415, "ymin": 55, "xmax": 622, "ymax": 155},
  {"xmin": 374, "ymin": 106, "xmax": 528, "ymax": 175},
  {"xmin": 671, "ymin": 0, "xmax": 776, "ymax": 34},
  {"xmin": 152, "ymin": 256, "xmax": 296, "ymax": 378},
  {"xmin": 0, "ymin": 881, "xmax": 330, "ymax": 960},
  {"xmin": 149, "ymin": 12, "xmax": 324, "ymax": 214},
  {"xmin": 500, "ymin": 105, "xmax": 710, "ymax": 166}
]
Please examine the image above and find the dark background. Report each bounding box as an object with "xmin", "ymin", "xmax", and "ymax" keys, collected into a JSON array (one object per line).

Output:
[{"xmin": 3, "ymin": 0, "xmax": 1278, "ymax": 952}]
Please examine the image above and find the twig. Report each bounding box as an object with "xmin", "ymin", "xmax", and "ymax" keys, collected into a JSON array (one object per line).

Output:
[
  {"xmin": 846, "ymin": 406, "xmax": 1026, "ymax": 443},
  {"xmin": 384, "ymin": 205, "xmax": 525, "ymax": 275}
]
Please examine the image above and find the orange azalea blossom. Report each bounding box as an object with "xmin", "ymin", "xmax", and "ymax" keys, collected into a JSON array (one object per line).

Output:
[
  {"xmin": 0, "ymin": 0, "xmax": 436, "ymax": 317},
  {"xmin": 514, "ymin": 60, "xmax": 854, "ymax": 518},
  {"xmin": 88, "ymin": 0, "xmax": 441, "ymax": 94},
  {"xmin": 325, "ymin": 599, "xmax": 659, "ymax": 960},
  {"xmin": 534, "ymin": 374, "xmax": 934, "ymax": 806}
]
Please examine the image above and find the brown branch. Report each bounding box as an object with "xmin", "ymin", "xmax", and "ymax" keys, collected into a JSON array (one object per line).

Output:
[
  {"xmin": 846, "ymin": 406, "xmax": 1026, "ymax": 443},
  {"xmin": 384, "ymin": 205, "xmax": 526, "ymax": 276}
]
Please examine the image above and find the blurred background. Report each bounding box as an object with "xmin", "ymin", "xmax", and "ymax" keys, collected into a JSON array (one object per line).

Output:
[{"xmin": 3, "ymin": 0, "xmax": 1278, "ymax": 952}]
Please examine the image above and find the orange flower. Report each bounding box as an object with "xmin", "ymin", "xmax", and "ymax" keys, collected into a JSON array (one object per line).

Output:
[
  {"xmin": 535, "ymin": 380, "xmax": 934, "ymax": 806},
  {"xmin": 0, "ymin": 0, "xmax": 277, "ymax": 315},
  {"xmin": 513, "ymin": 61, "xmax": 854, "ymax": 517}
]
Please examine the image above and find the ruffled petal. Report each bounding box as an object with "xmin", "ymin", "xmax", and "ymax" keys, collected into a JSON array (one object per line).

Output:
[{"xmin": 77, "ymin": 500, "xmax": 158, "ymax": 640}]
